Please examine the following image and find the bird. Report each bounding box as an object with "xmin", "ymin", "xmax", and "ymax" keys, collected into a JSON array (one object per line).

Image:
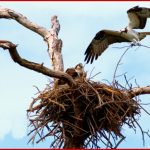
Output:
[
  {"xmin": 66, "ymin": 67, "xmax": 78, "ymax": 79},
  {"xmin": 75, "ymin": 63, "xmax": 87, "ymax": 78},
  {"xmin": 84, "ymin": 6, "xmax": 150, "ymax": 64},
  {"xmin": 57, "ymin": 63, "xmax": 86, "ymax": 85}
]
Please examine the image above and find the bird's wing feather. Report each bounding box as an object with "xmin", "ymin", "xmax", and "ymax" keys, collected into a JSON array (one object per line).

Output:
[
  {"xmin": 127, "ymin": 6, "xmax": 150, "ymax": 29},
  {"xmin": 84, "ymin": 30, "xmax": 129, "ymax": 64}
]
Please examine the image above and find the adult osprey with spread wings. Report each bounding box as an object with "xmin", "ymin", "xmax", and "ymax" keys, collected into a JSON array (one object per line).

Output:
[{"xmin": 84, "ymin": 6, "xmax": 150, "ymax": 64}]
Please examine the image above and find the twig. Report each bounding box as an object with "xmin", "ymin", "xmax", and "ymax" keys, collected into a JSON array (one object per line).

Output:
[
  {"xmin": 112, "ymin": 46, "xmax": 131, "ymax": 87},
  {"xmin": 133, "ymin": 117, "xmax": 145, "ymax": 146},
  {"xmin": 89, "ymin": 71, "xmax": 101, "ymax": 80},
  {"xmin": 113, "ymin": 135, "xmax": 125, "ymax": 148},
  {"xmin": 112, "ymin": 45, "xmax": 131, "ymax": 49},
  {"xmin": 85, "ymin": 79, "xmax": 103, "ymax": 106},
  {"xmin": 139, "ymin": 44, "xmax": 150, "ymax": 49}
]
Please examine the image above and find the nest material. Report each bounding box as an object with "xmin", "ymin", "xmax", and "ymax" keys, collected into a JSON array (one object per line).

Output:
[{"xmin": 27, "ymin": 78, "xmax": 140, "ymax": 148}]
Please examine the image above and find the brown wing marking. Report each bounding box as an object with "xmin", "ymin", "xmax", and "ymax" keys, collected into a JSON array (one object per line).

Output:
[
  {"xmin": 127, "ymin": 6, "xmax": 150, "ymax": 29},
  {"xmin": 84, "ymin": 30, "xmax": 128, "ymax": 64}
]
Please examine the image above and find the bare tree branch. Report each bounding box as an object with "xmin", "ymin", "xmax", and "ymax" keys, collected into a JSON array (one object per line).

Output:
[
  {"xmin": 0, "ymin": 7, "xmax": 49, "ymax": 37},
  {"xmin": 124, "ymin": 85, "xmax": 150, "ymax": 98},
  {"xmin": 0, "ymin": 40, "xmax": 75, "ymax": 86},
  {"xmin": 0, "ymin": 7, "xmax": 64, "ymax": 72}
]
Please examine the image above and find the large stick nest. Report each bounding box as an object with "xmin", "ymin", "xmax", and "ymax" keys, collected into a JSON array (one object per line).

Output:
[{"xmin": 27, "ymin": 77, "xmax": 140, "ymax": 148}]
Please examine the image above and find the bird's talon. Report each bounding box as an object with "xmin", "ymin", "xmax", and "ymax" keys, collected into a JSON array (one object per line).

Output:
[
  {"xmin": 137, "ymin": 43, "xmax": 141, "ymax": 46},
  {"xmin": 131, "ymin": 43, "xmax": 135, "ymax": 47}
]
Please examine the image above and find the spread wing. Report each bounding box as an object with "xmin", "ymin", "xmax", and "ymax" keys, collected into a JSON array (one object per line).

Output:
[
  {"xmin": 127, "ymin": 6, "xmax": 150, "ymax": 29},
  {"xmin": 84, "ymin": 30, "xmax": 129, "ymax": 64}
]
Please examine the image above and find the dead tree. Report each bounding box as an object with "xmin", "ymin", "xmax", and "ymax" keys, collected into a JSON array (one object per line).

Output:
[{"xmin": 0, "ymin": 7, "xmax": 150, "ymax": 148}]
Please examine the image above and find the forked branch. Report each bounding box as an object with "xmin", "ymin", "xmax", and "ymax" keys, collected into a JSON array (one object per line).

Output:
[
  {"xmin": 0, "ymin": 7, "xmax": 74, "ymax": 85},
  {"xmin": 0, "ymin": 7, "xmax": 64, "ymax": 72}
]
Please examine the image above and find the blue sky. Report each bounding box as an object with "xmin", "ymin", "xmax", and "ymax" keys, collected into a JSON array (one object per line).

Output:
[{"xmin": 0, "ymin": 1, "xmax": 150, "ymax": 148}]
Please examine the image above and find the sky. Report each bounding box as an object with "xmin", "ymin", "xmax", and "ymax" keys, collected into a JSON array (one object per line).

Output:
[{"xmin": 0, "ymin": 1, "xmax": 150, "ymax": 148}]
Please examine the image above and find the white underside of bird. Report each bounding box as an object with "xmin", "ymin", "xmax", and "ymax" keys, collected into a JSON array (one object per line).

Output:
[{"xmin": 121, "ymin": 27, "xmax": 143, "ymax": 44}]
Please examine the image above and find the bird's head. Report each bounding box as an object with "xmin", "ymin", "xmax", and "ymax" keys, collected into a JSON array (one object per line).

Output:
[
  {"xmin": 75, "ymin": 63, "xmax": 83, "ymax": 70},
  {"xmin": 75, "ymin": 63, "xmax": 87, "ymax": 78}
]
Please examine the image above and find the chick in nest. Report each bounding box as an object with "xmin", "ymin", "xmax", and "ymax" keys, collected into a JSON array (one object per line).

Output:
[
  {"xmin": 75, "ymin": 63, "xmax": 87, "ymax": 78},
  {"xmin": 58, "ymin": 63, "xmax": 86, "ymax": 85}
]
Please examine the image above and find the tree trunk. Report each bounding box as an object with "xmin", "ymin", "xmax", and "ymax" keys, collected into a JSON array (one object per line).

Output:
[{"xmin": 64, "ymin": 136, "xmax": 84, "ymax": 148}]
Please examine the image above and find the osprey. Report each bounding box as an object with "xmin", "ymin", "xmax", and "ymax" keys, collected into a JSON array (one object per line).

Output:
[
  {"xmin": 65, "ymin": 63, "xmax": 86, "ymax": 78},
  {"xmin": 75, "ymin": 63, "xmax": 86, "ymax": 78},
  {"xmin": 84, "ymin": 6, "xmax": 150, "ymax": 64},
  {"xmin": 57, "ymin": 63, "xmax": 86, "ymax": 85}
]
